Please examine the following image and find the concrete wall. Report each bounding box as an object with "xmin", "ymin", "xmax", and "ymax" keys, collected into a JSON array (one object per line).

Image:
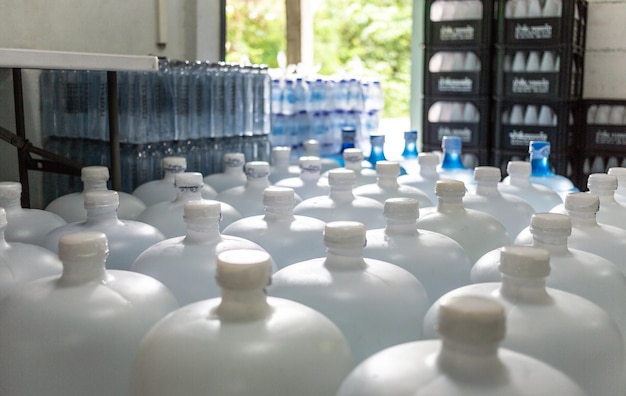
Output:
[{"xmin": 583, "ymin": 0, "xmax": 626, "ymax": 98}]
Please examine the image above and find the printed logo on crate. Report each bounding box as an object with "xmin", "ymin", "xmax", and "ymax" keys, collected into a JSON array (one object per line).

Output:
[
  {"xmin": 437, "ymin": 76, "xmax": 474, "ymax": 93},
  {"xmin": 514, "ymin": 23, "xmax": 553, "ymax": 40},
  {"xmin": 440, "ymin": 24, "xmax": 476, "ymax": 41},
  {"xmin": 510, "ymin": 77, "xmax": 551, "ymax": 95},
  {"xmin": 503, "ymin": 19, "xmax": 562, "ymax": 46},
  {"xmin": 507, "ymin": 129, "xmax": 549, "ymax": 147},
  {"xmin": 591, "ymin": 129, "xmax": 626, "ymax": 147}
]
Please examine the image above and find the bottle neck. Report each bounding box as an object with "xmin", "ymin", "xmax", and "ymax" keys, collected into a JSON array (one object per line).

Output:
[
  {"xmin": 83, "ymin": 180, "xmax": 108, "ymax": 192},
  {"xmin": 85, "ymin": 206, "xmax": 120, "ymax": 225},
  {"xmin": 175, "ymin": 189, "xmax": 203, "ymax": 203},
  {"xmin": 500, "ymin": 274, "xmax": 551, "ymax": 303},
  {"xmin": 300, "ymin": 170, "xmax": 321, "ymax": 182},
  {"xmin": 163, "ymin": 169, "xmax": 182, "ymax": 183},
  {"xmin": 224, "ymin": 166, "xmax": 244, "ymax": 176},
  {"xmin": 530, "ymin": 157, "xmax": 555, "ymax": 177},
  {"xmin": 567, "ymin": 211, "xmax": 598, "ymax": 227},
  {"xmin": 438, "ymin": 338, "xmax": 503, "ymax": 379},
  {"xmin": 509, "ymin": 174, "xmax": 531, "ymax": 186},
  {"xmin": 402, "ymin": 141, "xmax": 418, "ymax": 159},
  {"xmin": 591, "ymin": 188, "xmax": 617, "ymax": 203},
  {"xmin": 475, "ymin": 182, "xmax": 500, "ymax": 196},
  {"xmin": 0, "ymin": 229, "xmax": 9, "ymax": 249},
  {"xmin": 0, "ymin": 198, "xmax": 21, "ymax": 212},
  {"xmin": 324, "ymin": 247, "xmax": 367, "ymax": 270},
  {"xmin": 329, "ymin": 185, "xmax": 355, "ymax": 201},
  {"xmin": 59, "ymin": 258, "xmax": 107, "ymax": 286},
  {"xmin": 385, "ymin": 219, "xmax": 419, "ymax": 236},
  {"xmin": 264, "ymin": 205, "xmax": 295, "ymax": 222},
  {"xmin": 377, "ymin": 175, "xmax": 399, "ymax": 188},
  {"xmin": 344, "ymin": 161, "xmax": 361, "ymax": 172},
  {"xmin": 441, "ymin": 152, "xmax": 465, "ymax": 170},
  {"xmin": 420, "ymin": 165, "xmax": 439, "ymax": 178},
  {"xmin": 437, "ymin": 196, "xmax": 466, "ymax": 213},
  {"xmin": 246, "ymin": 177, "xmax": 270, "ymax": 189},
  {"xmin": 184, "ymin": 221, "xmax": 221, "ymax": 243},
  {"xmin": 532, "ymin": 235, "xmax": 569, "ymax": 254},
  {"xmin": 214, "ymin": 288, "xmax": 272, "ymax": 322}
]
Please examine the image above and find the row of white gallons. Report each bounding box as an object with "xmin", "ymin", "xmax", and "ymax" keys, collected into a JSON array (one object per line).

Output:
[
  {"xmin": 429, "ymin": 50, "xmax": 564, "ymax": 73},
  {"xmin": 1, "ymin": 147, "xmax": 626, "ymax": 395},
  {"xmin": 429, "ymin": 0, "xmax": 565, "ymax": 22}
]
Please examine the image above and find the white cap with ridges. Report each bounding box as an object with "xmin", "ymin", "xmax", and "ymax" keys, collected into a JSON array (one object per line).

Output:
[
  {"xmin": 376, "ymin": 161, "xmax": 401, "ymax": 177},
  {"xmin": 384, "ymin": 198, "xmax": 419, "ymax": 220},
  {"xmin": 81, "ymin": 166, "xmax": 109, "ymax": 182},
  {"xmin": 437, "ymin": 295, "xmax": 506, "ymax": 345},
  {"xmin": 564, "ymin": 192, "xmax": 600, "ymax": 213},
  {"xmin": 84, "ymin": 190, "xmax": 119, "ymax": 209},
  {"xmin": 473, "ymin": 166, "xmax": 501, "ymax": 182},
  {"xmin": 324, "ymin": 221, "xmax": 366, "ymax": 249},
  {"xmin": 499, "ymin": 245, "xmax": 551, "ymax": 279},
  {"xmin": 215, "ymin": 249, "xmax": 273, "ymax": 290},
  {"xmin": 245, "ymin": 162, "xmax": 270, "ymax": 179},
  {"xmin": 529, "ymin": 213, "xmax": 571, "ymax": 239}
]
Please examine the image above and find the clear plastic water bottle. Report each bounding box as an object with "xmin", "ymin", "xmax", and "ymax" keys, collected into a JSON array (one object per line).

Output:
[
  {"xmin": 210, "ymin": 62, "xmax": 227, "ymax": 138},
  {"xmin": 171, "ymin": 60, "xmax": 191, "ymax": 141},
  {"xmin": 337, "ymin": 295, "xmax": 586, "ymax": 396},
  {"xmin": 129, "ymin": 249, "xmax": 353, "ymax": 396},
  {"xmin": 282, "ymin": 78, "xmax": 297, "ymax": 116}
]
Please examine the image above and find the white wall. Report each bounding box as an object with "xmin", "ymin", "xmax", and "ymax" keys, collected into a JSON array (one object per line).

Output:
[{"xmin": 583, "ymin": 0, "xmax": 626, "ymax": 98}]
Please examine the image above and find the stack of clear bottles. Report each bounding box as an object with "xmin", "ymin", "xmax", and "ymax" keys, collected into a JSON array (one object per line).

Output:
[{"xmin": 40, "ymin": 59, "xmax": 272, "ymax": 202}]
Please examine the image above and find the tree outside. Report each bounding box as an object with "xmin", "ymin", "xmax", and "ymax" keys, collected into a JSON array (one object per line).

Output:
[{"xmin": 226, "ymin": 0, "xmax": 413, "ymax": 119}]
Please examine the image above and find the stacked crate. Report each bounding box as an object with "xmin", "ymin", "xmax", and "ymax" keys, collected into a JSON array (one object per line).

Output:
[
  {"xmin": 492, "ymin": 0, "xmax": 587, "ymax": 185},
  {"xmin": 422, "ymin": 0, "xmax": 494, "ymax": 167},
  {"xmin": 579, "ymin": 100, "xmax": 626, "ymax": 183}
]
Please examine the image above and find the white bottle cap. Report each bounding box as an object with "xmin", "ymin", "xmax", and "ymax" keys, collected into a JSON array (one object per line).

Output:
[
  {"xmin": 564, "ymin": 192, "xmax": 600, "ymax": 214},
  {"xmin": 324, "ymin": 221, "xmax": 366, "ymax": 249},
  {"xmin": 58, "ymin": 231, "xmax": 109, "ymax": 263},
  {"xmin": 162, "ymin": 157, "xmax": 187, "ymax": 173},
  {"xmin": 245, "ymin": 161, "xmax": 270, "ymax": 179},
  {"xmin": 529, "ymin": 213, "xmax": 571, "ymax": 238},
  {"xmin": 507, "ymin": 161, "xmax": 531, "ymax": 177},
  {"xmin": 437, "ymin": 295, "xmax": 506, "ymax": 345},
  {"xmin": 215, "ymin": 249, "xmax": 273, "ymax": 290},
  {"xmin": 303, "ymin": 140, "xmax": 321, "ymax": 155},
  {"xmin": 608, "ymin": 167, "xmax": 626, "ymax": 179},
  {"xmin": 0, "ymin": 207, "xmax": 7, "ymax": 228},
  {"xmin": 81, "ymin": 166, "xmax": 109, "ymax": 182},
  {"xmin": 384, "ymin": 198, "xmax": 419, "ymax": 220},
  {"xmin": 343, "ymin": 148, "xmax": 364, "ymax": 163},
  {"xmin": 272, "ymin": 146, "xmax": 291, "ymax": 161},
  {"xmin": 183, "ymin": 199, "xmax": 222, "ymax": 222},
  {"xmin": 473, "ymin": 166, "xmax": 501, "ymax": 182},
  {"xmin": 263, "ymin": 186, "xmax": 295, "ymax": 207},
  {"xmin": 175, "ymin": 172, "xmax": 204, "ymax": 189},
  {"xmin": 376, "ymin": 161, "xmax": 400, "ymax": 177},
  {"xmin": 418, "ymin": 153, "xmax": 440, "ymax": 166},
  {"xmin": 499, "ymin": 245, "xmax": 551, "ymax": 279},
  {"xmin": 435, "ymin": 179, "xmax": 466, "ymax": 198},
  {"xmin": 299, "ymin": 156, "xmax": 322, "ymax": 174},
  {"xmin": 223, "ymin": 153, "xmax": 245, "ymax": 168},
  {"xmin": 588, "ymin": 173, "xmax": 618, "ymax": 191},
  {"xmin": 0, "ymin": 181, "xmax": 22, "ymax": 201},
  {"xmin": 84, "ymin": 190, "xmax": 119, "ymax": 209},
  {"xmin": 328, "ymin": 168, "xmax": 357, "ymax": 187}
]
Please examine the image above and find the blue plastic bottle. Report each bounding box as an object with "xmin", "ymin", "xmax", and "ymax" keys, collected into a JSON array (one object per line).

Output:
[
  {"xmin": 438, "ymin": 136, "xmax": 475, "ymax": 189},
  {"xmin": 400, "ymin": 130, "xmax": 419, "ymax": 175},
  {"xmin": 527, "ymin": 141, "xmax": 579, "ymax": 200}
]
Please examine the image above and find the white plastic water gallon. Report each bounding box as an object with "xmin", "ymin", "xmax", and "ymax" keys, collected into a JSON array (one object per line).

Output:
[
  {"xmin": 217, "ymin": 161, "xmax": 301, "ymax": 218},
  {"xmin": 0, "ymin": 181, "xmax": 66, "ymax": 245},
  {"xmin": 462, "ymin": 166, "xmax": 534, "ymax": 241},
  {"xmin": 516, "ymin": 192, "xmax": 626, "ymax": 274},
  {"xmin": 302, "ymin": 139, "xmax": 340, "ymax": 173},
  {"xmin": 472, "ymin": 212, "xmax": 626, "ymax": 340},
  {"xmin": 608, "ymin": 167, "xmax": 626, "ymax": 205},
  {"xmin": 268, "ymin": 146, "xmax": 299, "ymax": 184},
  {"xmin": 132, "ymin": 200, "xmax": 270, "ymax": 306},
  {"xmin": 416, "ymin": 180, "xmax": 510, "ymax": 264},
  {"xmin": 397, "ymin": 152, "xmax": 441, "ymax": 204},
  {"xmin": 45, "ymin": 166, "xmax": 147, "ymax": 222},
  {"xmin": 269, "ymin": 221, "xmax": 429, "ymax": 363},
  {"xmin": 274, "ymin": 156, "xmax": 330, "ymax": 200},
  {"xmin": 139, "ymin": 172, "xmax": 241, "ymax": 237},
  {"xmin": 0, "ymin": 207, "xmax": 62, "ymax": 300},
  {"xmin": 203, "ymin": 152, "xmax": 248, "ymax": 193},
  {"xmin": 0, "ymin": 231, "xmax": 178, "ymax": 396},
  {"xmin": 40, "ymin": 190, "xmax": 166, "ymax": 270},
  {"xmin": 363, "ymin": 198, "xmax": 471, "ymax": 302},
  {"xmin": 353, "ymin": 161, "xmax": 434, "ymax": 208},
  {"xmin": 132, "ymin": 156, "xmax": 217, "ymax": 206},
  {"xmin": 222, "ymin": 187, "xmax": 326, "ymax": 269},
  {"xmin": 498, "ymin": 161, "xmax": 562, "ymax": 212},
  {"xmin": 294, "ymin": 168, "xmax": 385, "ymax": 230},
  {"xmin": 336, "ymin": 295, "xmax": 586, "ymax": 396},
  {"xmin": 129, "ymin": 249, "xmax": 354, "ymax": 396},
  {"xmin": 566, "ymin": 173, "xmax": 626, "ymax": 230},
  {"xmin": 424, "ymin": 246, "xmax": 626, "ymax": 396}
]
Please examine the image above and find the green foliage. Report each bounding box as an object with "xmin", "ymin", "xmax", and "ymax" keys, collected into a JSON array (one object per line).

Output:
[
  {"xmin": 226, "ymin": 0, "xmax": 413, "ymax": 118},
  {"xmin": 225, "ymin": 0, "xmax": 286, "ymax": 67}
]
